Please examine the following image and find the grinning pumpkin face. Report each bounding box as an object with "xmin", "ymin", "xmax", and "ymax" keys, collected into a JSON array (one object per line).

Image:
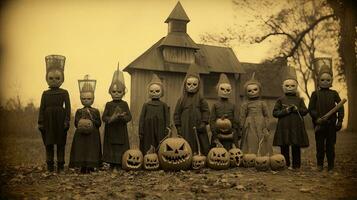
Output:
[
  {"xmin": 207, "ymin": 147, "xmax": 230, "ymax": 170},
  {"xmin": 242, "ymin": 153, "xmax": 256, "ymax": 168},
  {"xmin": 270, "ymin": 154, "xmax": 286, "ymax": 171},
  {"xmin": 158, "ymin": 137, "xmax": 192, "ymax": 171},
  {"xmin": 255, "ymin": 156, "xmax": 270, "ymax": 171},
  {"xmin": 144, "ymin": 153, "xmax": 159, "ymax": 170},
  {"xmin": 192, "ymin": 154, "xmax": 206, "ymax": 170},
  {"xmin": 122, "ymin": 149, "xmax": 143, "ymax": 170},
  {"xmin": 216, "ymin": 118, "xmax": 232, "ymax": 132},
  {"xmin": 229, "ymin": 148, "xmax": 243, "ymax": 167}
]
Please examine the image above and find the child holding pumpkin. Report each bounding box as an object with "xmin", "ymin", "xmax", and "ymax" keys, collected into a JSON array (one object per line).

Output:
[
  {"xmin": 102, "ymin": 67, "xmax": 132, "ymax": 171},
  {"xmin": 69, "ymin": 75, "xmax": 102, "ymax": 174},
  {"xmin": 38, "ymin": 55, "xmax": 71, "ymax": 173},
  {"xmin": 273, "ymin": 67, "xmax": 309, "ymax": 170},
  {"xmin": 210, "ymin": 73, "xmax": 240, "ymax": 150},
  {"xmin": 174, "ymin": 65, "xmax": 210, "ymax": 155},
  {"xmin": 139, "ymin": 73, "xmax": 170, "ymax": 153},
  {"xmin": 308, "ymin": 59, "xmax": 344, "ymax": 172}
]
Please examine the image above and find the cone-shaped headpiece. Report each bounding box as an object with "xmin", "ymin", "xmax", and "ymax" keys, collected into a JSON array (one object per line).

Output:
[
  {"xmin": 45, "ymin": 55, "xmax": 65, "ymax": 73},
  {"xmin": 148, "ymin": 73, "xmax": 163, "ymax": 87},
  {"xmin": 78, "ymin": 74, "xmax": 96, "ymax": 93},
  {"xmin": 217, "ymin": 73, "xmax": 230, "ymax": 86},
  {"xmin": 283, "ymin": 66, "xmax": 298, "ymax": 82},
  {"xmin": 185, "ymin": 63, "xmax": 200, "ymax": 79},
  {"xmin": 243, "ymin": 72, "xmax": 261, "ymax": 89},
  {"xmin": 109, "ymin": 63, "xmax": 126, "ymax": 93},
  {"xmin": 314, "ymin": 57, "xmax": 333, "ymax": 77}
]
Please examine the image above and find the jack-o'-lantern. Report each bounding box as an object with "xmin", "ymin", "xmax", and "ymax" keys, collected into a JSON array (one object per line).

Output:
[
  {"xmin": 122, "ymin": 148, "xmax": 143, "ymax": 170},
  {"xmin": 191, "ymin": 127, "xmax": 206, "ymax": 170},
  {"xmin": 255, "ymin": 156, "xmax": 270, "ymax": 171},
  {"xmin": 207, "ymin": 143, "xmax": 230, "ymax": 170},
  {"xmin": 242, "ymin": 153, "xmax": 256, "ymax": 168},
  {"xmin": 143, "ymin": 146, "xmax": 159, "ymax": 170},
  {"xmin": 229, "ymin": 145, "xmax": 243, "ymax": 167},
  {"xmin": 215, "ymin": 116, "xmax": 232, "ymax": 132},
  {"xmin": 270, "ymin": 154, "xmax": 286, "ymax": 171},
  {"xmin": 77, "ymin": 118, "xmax": 93, "ymax": 135},
  {"xmin": 158, "ymin": 127, "xmax": 192, "ymax": 171}
]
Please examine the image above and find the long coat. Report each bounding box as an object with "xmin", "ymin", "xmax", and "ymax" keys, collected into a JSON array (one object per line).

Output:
[
  {"xmin": 102, "ymin": 100, "xmax": 132, "ymax": 164},
  {"xmin": 38, "ymin": 88, "xmax": 71, "ymax": 145},
  {"xmin": 139, "ymin": 99, "xmax": 170, "ymax": 153},
  {"xmin": 174, "ymin": 93, "xmax": 210, "ymax": 155},
  {"xmin": 210, "ymin": 98, "xmax": 239, "ymax": 150},
  {"xmin": 240, "ymin": 99, "xmax": 272, "ymax": 155},
  {"xmin": 273, "ymin": 94, "xmax": 309, "ymax": 147},
  {"xmin": 69, "ymin": 107, "xmax": 102, "ymax": 168}
]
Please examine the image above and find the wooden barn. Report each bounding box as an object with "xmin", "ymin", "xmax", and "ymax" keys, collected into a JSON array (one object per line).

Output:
[{"xmin": 124, "ymin": 2, "xmax": 285, "ymax": 127}]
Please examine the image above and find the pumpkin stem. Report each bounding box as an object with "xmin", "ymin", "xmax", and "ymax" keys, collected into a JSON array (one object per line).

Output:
[
  {"xmin": 193, "ymin": 127, "xmax": 202, "ymax": 155},
  {"xmin": 146, "ymin": 145, "xmax": 155, "ymax": 154}
]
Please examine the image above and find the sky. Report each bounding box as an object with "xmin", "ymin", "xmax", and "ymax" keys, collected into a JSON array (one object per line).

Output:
[{"xmin": 0, "ymin": 0, "xmax": 346, "ymax": 112}]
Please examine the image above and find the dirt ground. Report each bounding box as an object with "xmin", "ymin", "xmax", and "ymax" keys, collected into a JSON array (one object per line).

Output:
[{"xmin": 1, "ymin": 130, "xmax": 357, "ymax": 199}]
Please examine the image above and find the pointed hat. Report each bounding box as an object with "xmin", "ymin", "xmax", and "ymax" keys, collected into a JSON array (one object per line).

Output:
[
  {"xmin": 185, "ymin": 63, "xmax": 200, "ymax": 79},
  {"xmin": 243, "ymin": 72, "xmax": 261, "ymax": 89},
  {"xmin": 283, "ymin": 66, "xmax": 298, "ymax": 82},
  {"xmin": 217, "ymin": 73, "xmax": 230, "ymax": 86},
  {"xmin": 109, "ymin": 63, "xmax": 125, "ymax": 93},
  {"xmin": 148, "ymin": 73, "xmax": 163, "ymax": 87}
]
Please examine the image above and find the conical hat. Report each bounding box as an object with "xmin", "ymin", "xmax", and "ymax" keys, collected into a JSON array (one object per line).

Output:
[
  {"xmin": 283, "ymin": 66, "xmax": 297, "ymax": 82},
  {"xmin": 185, "ymin": 63, "xmax": 200, "ymax": 79},
  {"xmin": 78, "ymin": 74, "xmax": 96, "ymax": 93},
  {"xmin": 109, "ymin": 63, "xmax": 125, "ymax": 93},
  {"xmin": 314, "ymin": 57, "xmax": 333, "ymax": 77},
  {"xmin": 148, "ymin": 73, "xmax": 163, "ymax": 87},
  {"xmin": 243, "ymin": 72, "xmax": 261, "ymax": 89},
  {"xmin": 217, "ymin": 73, "xmax": 230, "ymax": 86}
]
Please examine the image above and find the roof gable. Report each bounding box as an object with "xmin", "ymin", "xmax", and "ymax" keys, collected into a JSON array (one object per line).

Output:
[{"xmin": 165, "ymin": 2, "xmax": 190, "ymax": 23}]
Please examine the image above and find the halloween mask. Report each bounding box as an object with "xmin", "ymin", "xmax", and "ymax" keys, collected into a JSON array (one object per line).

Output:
[
  {"xmin": 80, "ymin": 92, "xmax": 94, "ymax": 107},
  {"xmin": 207, "ymin": 147, "xmax": 230, "ymax": 170},
  {"xmin": 246, "ymin": 84, "xmax": 260, "ymax": 99},
  {"xmin": 185, "ymin": 76, "xmax": 199, "ymax": 93},
  {"xmin": 122, "ymin": 149, "xmax": 143, "ymax": 170},
  {"xmin": 46, "ymin": 70, "xmax": 64, "ymax": 88},
  {"xmin": 143, "ymin": 146, "xmax": 159, "ymax": 170},
  {"xmin": 229, "ymin": 147, "xmax": 243, "ymax": 167},
  {"xmin": 270, "ymin": 154, "xmax": 286, "ymax": 171},
  {"xmin": 255, "ymin": 156, "xmax": 270, "ymax": 171},
  {"xmin": 282, "ymin": 79, "xmax": 298, "ymax": 94},
  {"xmin": 149, "ymin": 83, "xmax": 162, "ymax": 99},
  {"xmin": 319, "ymin": 73, "xmax": 333, "ymax": 89},
  {"xmin": 218, "ymin": 83, "xmax": 232, "ymax": 98},
  {"xmin": 242, "ymin": 153, "xmax": 256, "ymax": 168},
  {"xmin": 110, "ymin": 84, "xmax": 125, "ymax": 100}
]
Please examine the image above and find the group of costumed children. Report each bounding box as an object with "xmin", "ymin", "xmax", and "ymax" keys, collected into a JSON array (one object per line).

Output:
[{"xmin": 38, "ymin": 55, "xmax": 344, "ymax": 174}]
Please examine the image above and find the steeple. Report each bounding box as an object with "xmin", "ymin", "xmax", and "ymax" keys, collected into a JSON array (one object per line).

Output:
[{"xmin": 165, "ymin": 1, "xmax": 190, "ymax": 33}]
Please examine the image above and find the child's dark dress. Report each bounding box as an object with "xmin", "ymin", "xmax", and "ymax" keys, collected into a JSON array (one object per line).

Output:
[
  {"xmin": 102, "ymin": 100, "xmax": 132, "ymax": 165},
  {"xmin": 139, "ymin": 99, "xmax": 170, "ymax": 153},
  {"xmin": 69, "ymin": 107, "xmax": 102, "ymax": 168}
]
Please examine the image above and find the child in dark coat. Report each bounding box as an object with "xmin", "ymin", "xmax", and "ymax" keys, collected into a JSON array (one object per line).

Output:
[
  {"xmin": 308, "ymin": 60, "xmax": 344, "ymax": 172},
  {"xmin": 69, "ymin": 75, "xmax": 102, "ymax": 173},
  {"xmin": 38, "ymin": 55, "xmax": 71, "ymax": 173},
  {"xmin": 273, "ymin": 67, "xmax": 309, "ymax": 169},
  {"xmin": 102, "ymin": 67, "xmax": 132, "ymax": 171},
  {"xmin": 139, "ymin": 73, "xmax": 169, "ymax": 153}
]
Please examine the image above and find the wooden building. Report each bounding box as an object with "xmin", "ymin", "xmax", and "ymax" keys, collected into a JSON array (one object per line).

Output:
[{"xmin": 124, "ymin": 2, "xmax": 284, "ymax": 127}]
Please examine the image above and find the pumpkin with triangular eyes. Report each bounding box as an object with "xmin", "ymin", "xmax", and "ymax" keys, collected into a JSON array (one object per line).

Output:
[
  {"xmin": 143, "ymin": 146, "xmax": 159, "ymax": 170},
  {"xmin": 158, "ymin": 128, "xmax": 192, "ymax": 171},
  {"xmin": 207, "ymin": 147, "xmax": 230, "ymax": 170},
  {"xmin": 270, "ymin": 154, "xmax": 286, "ymax": 171},
  {"xmin": 242, "ymin": 153, "xmax": 256, "ymax": 168},
  {"xmin": 229, "ymin": 147, "xmax": 243, "ymax": 167},
  {"xmin": 255, "ymin": 156, "xmax": 270, "ymax": 171},
  {"xmin": 122, "ymin": 149, "xmax": 143, "ymax": 170}
]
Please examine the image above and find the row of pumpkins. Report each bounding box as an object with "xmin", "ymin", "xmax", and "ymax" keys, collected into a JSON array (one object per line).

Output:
[{"xmin": 122, "ymin": 128, "xmax": 287, "ymax": 171}]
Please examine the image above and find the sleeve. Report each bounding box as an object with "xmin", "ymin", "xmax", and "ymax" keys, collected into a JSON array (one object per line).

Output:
[
  {"xmin": 38, "ymin": 92, "xmax": 45, "ymax": 126},
  {"xmin": 174, "ymin": 98, "xmax": 182, "ymax": 126},
  {"xmin": 64, "ymin": 90, "xmax": 71, "ymax": 126},
  {"xmin": 298, "ymin": 98, "xmax": 309, "ymax": 116},
  {"xmin": 308, "ymin": 91, "xmax": 318, "ymax": 121},
  {"xmin": 200, "ymin": 97, "xmax": 210, "ymax": 124},
  {"xmin": 272, "ymin": 99, "xmax": 290, "ymax": 118},
  {"xmin": 102, "ymin": 103, "xmax": 111, "ymax": 123},
  {"xmin": 209, "ymin": 104, "xmax": 218, "ymax": 140},
  {"xmin": 239, "ymin": 103, "xmax": 247, "ymax": 128},
  {"xmin": 139, "ymin": 103, "xmax": 147, "ymax": 136},
  {"xmin": 120, "ymin": 102, "xmax": 132, "ymax": 123},
  {"xmin": 92, "ymin": 109, "xmax": 102, "ymax": 128},
  {"xmin": 74, "ymin": 109, "xmax": 81, "ymax": 128},
  {"xmin": 334, "ymin": 91, "xmax": 345, "ymax": 123},
  {"xmin": 261, "ymin": 101, "xmax": 270, "ymax": 128}
]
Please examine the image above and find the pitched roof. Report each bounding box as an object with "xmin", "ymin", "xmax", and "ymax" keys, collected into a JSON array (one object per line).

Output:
[
  {"xmin": 123, "ymin": 38, "xmax": 244, "ymax": 75},
  {"xmin": 239, "ymin": 61, "xmax": 285, "ymax": 98},
  {"xmin": 165, "ymin": 2, "xmax": 190, "ymax": 23},
  {"xmin": 159, "ymin": 32, "xmax": 199, "ymax": 49}
]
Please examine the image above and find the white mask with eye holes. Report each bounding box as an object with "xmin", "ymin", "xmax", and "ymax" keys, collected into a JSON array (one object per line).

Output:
[
  {"xmin": 319, "ymin": 73, "xmax": 332, "ymax": 89},
  {"xmin": 218, "ymin": 83, "xmax": 232, "ymax": 98},
  {"xmin": 149, "ymin": 83, "xmax": 162, "ymax": 99},
  {"xmin": 185, "ymin": 77, "xmax": 199, "ymax": 93},
  {"xmin": 246, "ymin": 84, "xmax": 260, "ymax": 99},
  {"xmin": 282, "ymin": 79, "xmax": 298, "ymax": 94}
]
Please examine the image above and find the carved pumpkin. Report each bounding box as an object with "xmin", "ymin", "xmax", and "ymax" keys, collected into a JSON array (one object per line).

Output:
[
  {"xmin": 77, "ymin": 119, "xmax": 93, "ymax": 135},
  {"xmin": 207, "ymin": 143, "xmax": 230, "ymax": 170},
  {"xmin": 191, "ymin": 127, "xmax": 206, "ymax": 170},
  {"xmin": 143, "ymin": 146, "xmax": 159, "ymax": 170},
  {"xmin": 255, "ymin": 156, "xmax": 270, "ymax": 171},
  {"xmin": 270, "ymin": 154, "xmax": 286, "ymax": 171},
  {"xmin": 229, "ymin": 146, "xmax": 243, "ymax": 167},
  {"xmin": 215, "ymin": 117, "xmax": 232, "ymax": 132},
  {"xmin": 242, "ymin": 154, "xmax": 256, "ymax": 168},
  {"xmin": 158, "ymin": 127, "xmax": 192, "ymax": 171},
  {"xmin": 122, "ymin": 149, "xmax": 143, "ymax": 170}
]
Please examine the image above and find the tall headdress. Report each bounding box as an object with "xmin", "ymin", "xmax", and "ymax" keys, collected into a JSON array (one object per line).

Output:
[
  {"xmin": 283, "ymin": 66, "xmax": 298, "ymax": 82},
  {"xmin": 109, "ymin": 62, "xmax": 126, "ymax": 93},
  {"xmin": 243, "ymin": 72, "xmax": 261, "ymax": 89},
  {"xmin": 45, "ymin": 55, "xmax": 66, "ymax": 74},
  {"xmin": 216, "ymin": 73, "xmax": 230, "ymax": 87},
  {"xmin": 148, "ymin": 73, "xmax": 163, "ymax": 87},
  {"xmin": 314, "ymin": 57, "xmax": 333, "ymax": 77},
  {"xmin": 78, "ymin": 74, "xmax": 96, "ymax": 94},
  {"xmin": 185, "ymin": 63, "xmax": 200, "ymax": 80}
]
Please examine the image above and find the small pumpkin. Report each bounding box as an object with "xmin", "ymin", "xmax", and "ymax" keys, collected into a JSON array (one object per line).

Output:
[
  {"xmin": 191, "ymin": 127, "xmax": 206, "ymax": 170},
  {"xmin": 242, "ymin": 153, "xmax": 256, "ymax": 168},
  {"xmin": 229, "ymin": 144, "xmax": 243, "ymax": 167},
  {"xmin": 270, "ymin": 154, "xmax": 286, "ymax": 171},
  {"xmin": 158, "ymin": 127, "xmax": 192, "ymax": 171},
  {"xmin": 77, "ymin": 118, "xmax": 93, "ymax": 135},
  {"xmin": 207, "ymin": 143, "xmax": 230, "ymax": 170},
  {"xmin": 143, "ymin": 146, "xmax": 159, "ymax": 170},
  {"xmin": 122, "ymin": 148, "xmax": 143, "ymax": 170},
  {"xmin": 255, "ymin": 138, "xmax": 270, "ymax": 171},
  {"xmin": 215, "ymin": 116, "xmax": 232, "ymax": 132}
]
